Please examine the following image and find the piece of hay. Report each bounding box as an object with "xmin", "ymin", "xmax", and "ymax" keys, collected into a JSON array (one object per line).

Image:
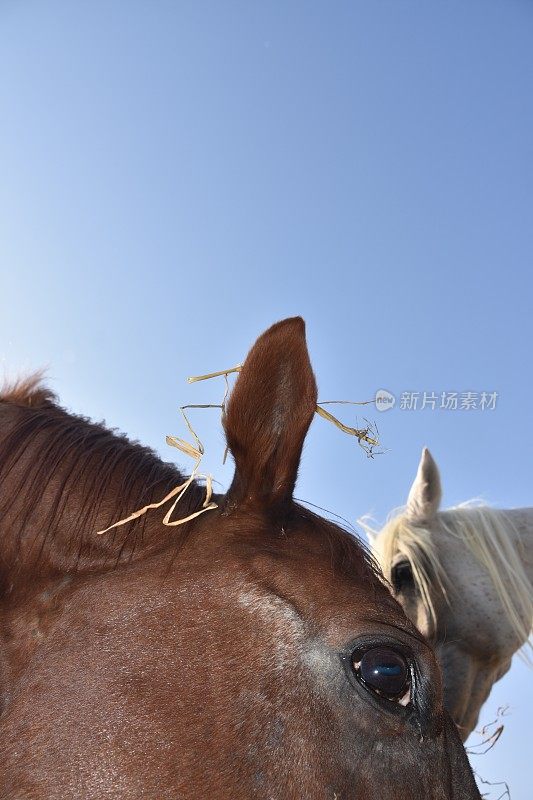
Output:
[
  {"xmin": 187, "ymin": 364, "xmax": 243, "ymax": 384},
  {"xmin": 96, "ymin": 406, "xmax": 218, "ymax": 535},
  {"xmin": 315, "ymin": 405, "xmax": 379, "ymax": 450}
]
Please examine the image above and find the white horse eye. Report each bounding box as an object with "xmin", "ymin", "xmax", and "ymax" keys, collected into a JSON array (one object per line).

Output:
[{"xmin": 392, "ymin": 561, "xmax": 414, "ymax": 593}]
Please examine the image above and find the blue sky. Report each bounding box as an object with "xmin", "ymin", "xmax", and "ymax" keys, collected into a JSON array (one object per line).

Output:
[{"xmin": 1, "ymin": 2, "xmax": 531, "ymax": 796}]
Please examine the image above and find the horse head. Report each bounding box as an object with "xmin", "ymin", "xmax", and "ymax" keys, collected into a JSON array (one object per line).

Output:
[
  {"xmin": 371, "ymin": 447, "xmax": 532, "ymax": 740},
  {"xmin": 0, "ymin": 320, "xmax": 480, "ymax": 798}
]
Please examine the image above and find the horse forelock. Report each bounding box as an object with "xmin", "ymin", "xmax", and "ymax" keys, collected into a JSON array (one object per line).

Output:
[
  {"xmin": 0, "ymin": 380, "xmax": 207, "ymax": 571},
  {"xmin": 287, "ymin": 507, "xmax": 384, "ymax": 586},
  {"xmin": 367, "ymin": 502, "xmax": 533, "ymax": 657},
  {"xmin": 364, "ymin": 512, "xmax": 447, "ymax": 635}
]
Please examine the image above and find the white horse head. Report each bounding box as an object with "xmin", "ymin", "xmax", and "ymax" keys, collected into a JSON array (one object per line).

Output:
[{"xmin": 364, "ymin": 448, "xmax": 533, "ymax": 741}]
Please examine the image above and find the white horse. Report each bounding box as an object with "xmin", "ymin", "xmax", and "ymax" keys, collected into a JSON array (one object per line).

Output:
[{"xmin": 363, "ymin": 448, "xmax": 532, "ymax": 741}]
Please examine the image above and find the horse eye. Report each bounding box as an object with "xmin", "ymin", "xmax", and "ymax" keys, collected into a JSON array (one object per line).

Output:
[
  {"xmin": 392, "ymin": 560, "xmax": 413, "ymax": 593},
  {"xmin": 353, "ymin": 647, "xmax": 410, "ymax": 704}
]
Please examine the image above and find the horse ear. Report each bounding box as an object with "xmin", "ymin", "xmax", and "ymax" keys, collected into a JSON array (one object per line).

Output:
[
  {"xmin": 223, "ymin": 317, "xmax": 317, "ymax": 512},
  {"xmin": 405, "ymin": 447, "xmax": 442, "ymax": 522}
]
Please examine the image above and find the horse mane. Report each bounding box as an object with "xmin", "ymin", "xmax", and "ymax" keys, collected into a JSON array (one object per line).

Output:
[
  {"xmin": 363, "ymin": 502, "xmax": 533, "ymax": 658},
  {"xmin": 0, "ymin": 375, "xmax": 206, "ymax": 566},
  {"xmin": 0, "ymin": 372, "xmax": 57, "ymax": 408}
]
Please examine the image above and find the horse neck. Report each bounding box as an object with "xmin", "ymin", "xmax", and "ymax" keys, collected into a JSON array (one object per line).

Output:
[{"xmin": 504, "ymin": 507, "xmax": 533, "ymax": 588}]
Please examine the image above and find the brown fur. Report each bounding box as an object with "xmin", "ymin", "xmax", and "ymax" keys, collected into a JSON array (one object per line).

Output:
[{"xmin": 0, "ymin": 319, "xmax": 480, "ymax": 799}]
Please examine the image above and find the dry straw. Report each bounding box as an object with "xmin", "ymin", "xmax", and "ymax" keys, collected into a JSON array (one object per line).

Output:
[
  {"xmin": 96, "ymin": 406, "xmax": 218, "ymax": 535},
  {"xmin": 97, "ymin": 361, "xmax": 380, "ymax": 535}
]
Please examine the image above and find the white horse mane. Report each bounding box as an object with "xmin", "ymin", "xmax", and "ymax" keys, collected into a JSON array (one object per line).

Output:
[{"xmin": 362, "ymin": 501, "xmax": 533, "ymax": 659}]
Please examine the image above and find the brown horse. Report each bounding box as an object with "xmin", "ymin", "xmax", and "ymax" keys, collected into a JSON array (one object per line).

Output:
[{"xmin": 0, "ymin": 318, "xmax": 479, "ymax": 799}]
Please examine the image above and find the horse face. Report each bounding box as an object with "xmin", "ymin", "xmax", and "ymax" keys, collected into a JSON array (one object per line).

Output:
[
  {"xmin": 179, "ymin": 511, "xmax": 480, "ymax": 799},
  {"xmin": 373, "ymin": 448, "xmax": 526, "ymax": 741},
  {"xmin": 387, "ymin": 522, "xmax": 515, "ymax": 739}
]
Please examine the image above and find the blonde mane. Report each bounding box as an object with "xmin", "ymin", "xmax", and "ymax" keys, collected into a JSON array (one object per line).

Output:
[{"xmin": 362, "ymin": 501, "xmax": 533, "ymax": 659}]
